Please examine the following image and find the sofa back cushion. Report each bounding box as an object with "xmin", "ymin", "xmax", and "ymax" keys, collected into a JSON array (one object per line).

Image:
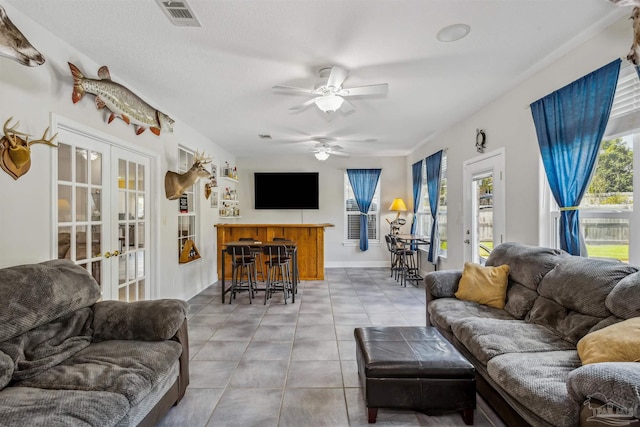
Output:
[
  {"xmin": 486, "ymin": 242, "xmax": 568, "ymax": 319},
  {"xmin": 486, "ymin": 242, "xmax": 568, "ymax": 291},
  {"xmin": 0, "ymin": 259, "xmax": 100, "ymax": 342},
  {"xmin": 537, "ymin": 257, "xmax": 637, "ymax": 318},
  {"xmin": 527, "ymin": 257, "xmax": 637, "ymax": 344},
  {"xmin": 606, "ymin": 271, "xmax": 640, "ymax": 319}
]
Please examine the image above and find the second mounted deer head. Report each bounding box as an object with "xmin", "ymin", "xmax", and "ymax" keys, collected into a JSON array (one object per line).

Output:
[
  {"xmin": 0, "ymin": 117, "xmax": 57, "ymax": 180},
  {"xmin": 164, "ymin": 150, "xmax": 213, "ymax": 200}
]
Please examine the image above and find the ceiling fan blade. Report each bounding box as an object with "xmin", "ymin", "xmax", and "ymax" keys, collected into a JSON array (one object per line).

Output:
[
  {"xmin": 330, "ymin": 150, "xmax": 350, "ymax": 157},
  {"xmin": 332, "ymin": 144, "xmax": 344, "ymax": 151},
  {"xmin": 289, "ymin": 98, "xmax": 318, "ymax": 111},
  {"xmin": 340, "ymin": 98, "xmax": 356, "ymax": 113},
  {"xmin": 339, "ymin": 83, "xmax": 389, "ymax": 97},
  {"xmin": 326, "ymin": 66, "xmax": 349, "ymax": 89},
  {"xmin": 273, "ymin": 85, "xmax": 318, "ymax": 95}
]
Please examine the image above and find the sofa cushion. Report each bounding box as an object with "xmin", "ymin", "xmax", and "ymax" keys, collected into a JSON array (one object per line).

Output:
[
  {"xmin": 427, "ymin": 298, "xmax": 516, "ymax": 333},
  {"xmin": 0, "ymin": 351, "xmax": 13, "ymax": 390},
  {"xmin": 0, "ymin": 307, "xmax": 93, "ymax": 382},
  {"xmin": 454, "ymin": 262, "xmax": 509, "ymax": 309},
  {"xmin": 537, "ymin": 256, "xmax": 637, "ymax": 318},
  {"xmin": 485, "ymin": 242, "xmax": 568, "ymax": 291},
  {"xmin": 577, "ymin": 317, "xmax": 640, "ymax": 365},
  {"xmin": 16, "ymin": 340, "xmax": 182, "ymax": 406},
  {"xmin": 606, "ymin": 271, "xmax": 640, "ymax": 319},
  {"xmin": 92, "ymin": 299, "xmax": 188, "ymax": 342},
  {"xmin": 0, "ymin": 386, "xmax": 129, "ymax": 427},
  {"xmin": 487, "ymin": 350, "xmax": 582, "ymax": 427},
  {"xmin": 526, "ymin": 296, "xmax": 603, "ymax": 345},
  {"xmin": 567, "ymin": 362, "xmax": 640, "ymax": 419},
  {"xmin": 0, "ymin": 260, "xmax": 100, "ymax": 342},
  {"xmin": 503, "ymin": 282, "xmax": 539, "ymax": 319},
  {"xmin": 451, "ymin": 318, "xmax": 575, "ymax": 365}
]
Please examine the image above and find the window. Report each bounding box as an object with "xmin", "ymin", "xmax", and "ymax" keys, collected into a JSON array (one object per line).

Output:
[
  {"xmin": 547, "ymin": 64, "xmax": 638, "ymax": 263},
  {"xmin": 177, "ymin": 147, "xmax": 199, "ymax": 259},
  {"xmin": 344, "ymin": 172, "xmax": 380, "ymax": 243},
  {"xmin": 416, "ymin": 153, "xmax": 447, "ymax": 256}
]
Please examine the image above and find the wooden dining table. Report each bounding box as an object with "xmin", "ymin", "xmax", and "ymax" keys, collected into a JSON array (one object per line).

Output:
[{"xmin": 220, "ymin": 240, "xmax": 298, "ymax": 303}]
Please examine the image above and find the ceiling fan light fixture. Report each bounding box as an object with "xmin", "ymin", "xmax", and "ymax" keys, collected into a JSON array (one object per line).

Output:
[
  {"xmin": 314, "ymin": 95, "xmax": 344, "ymax": 114},
  {"xmin": 314, "ymin": 150, "xmax": 330, "ymax": 161},
  {"xmin": 436, "ymin": 23, "xmax": 470, "ymax": 42}
]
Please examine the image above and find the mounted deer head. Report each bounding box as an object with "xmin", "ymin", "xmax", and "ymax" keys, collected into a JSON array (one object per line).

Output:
[
  {"xmin": 164, "ymin": 150, "xmax": 213, "ymax": 200},
  {"xmin": 0, "ymin": 5, "xmax": 45, "ymax": 66},
  {"xmin": 0, "ymin": 117, "xmax": 57, "ymax": 180}
]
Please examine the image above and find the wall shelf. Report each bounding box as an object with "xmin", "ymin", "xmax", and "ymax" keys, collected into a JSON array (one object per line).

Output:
[
  {"xmin": 221, "ymin": 176, "xmax": 238, "ymax": 183},
  {"xmin": 219, "ymin": 216, "xmax": 242, "ymax": 219}
]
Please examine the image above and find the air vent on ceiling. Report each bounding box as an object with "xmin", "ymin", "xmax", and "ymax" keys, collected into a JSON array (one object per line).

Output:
[{"xmin": 156, "ymin": 0, "xmax": 201, "ymax": 27}]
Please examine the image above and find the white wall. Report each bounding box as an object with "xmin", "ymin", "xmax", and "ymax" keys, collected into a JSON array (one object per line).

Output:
[
  {"xmin": 408, "ymin": 14, "xmax": 632, "ymax": 272},
  {"xmin": 0, "ymin": 3, "xmax": 233, "ymax": 300},
  {"xmin": 236, "ymin": 154, "xmax": 408, "ymax": 267}
]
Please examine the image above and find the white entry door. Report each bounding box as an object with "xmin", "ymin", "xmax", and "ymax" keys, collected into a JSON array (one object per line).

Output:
[
  {"xmin": 54, "ymin": 121, "xmax": 152, "ymax": 301},
  {"xmin": 463, "ymin": 148, "xmax": 505, "ymax": 264}
]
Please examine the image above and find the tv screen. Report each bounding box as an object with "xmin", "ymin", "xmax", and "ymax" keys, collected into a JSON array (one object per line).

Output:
[{"xmin": 254, "ymin": 172, "xmax": 319, "ymax": 209}]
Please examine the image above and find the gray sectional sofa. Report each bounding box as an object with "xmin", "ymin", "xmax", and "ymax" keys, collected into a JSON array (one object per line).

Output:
[
  {"xmin": 0, "ymin": 259, "xmax": 190, "ymax": 426},
  {"xmin": 425, "ymin": 242, "xmax": 640, "ymax": 427}
]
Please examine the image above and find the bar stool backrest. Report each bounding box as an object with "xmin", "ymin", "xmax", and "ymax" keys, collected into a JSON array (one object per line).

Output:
[
  {"xmin": 262, "ymin": 244, "xmax": 288, "ymax": 265},
  {"xmin": 226, "ymin": 245, "xmax": 254, "ymax": 263}
]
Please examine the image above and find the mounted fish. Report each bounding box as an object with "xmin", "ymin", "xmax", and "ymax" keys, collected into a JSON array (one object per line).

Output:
[
  {"xmin": 68, "ymin": 62, "xmax": 174, "ymax": 136},
  {"xmin": 0, "ymin": 117, "xmax": 57, "ymax": 180},
  {"xmin": 0, "ymin": 5, "xmax": 45, "ymax": 66}
]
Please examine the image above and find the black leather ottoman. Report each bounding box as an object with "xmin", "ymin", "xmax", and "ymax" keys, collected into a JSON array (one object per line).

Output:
[{"xmin": 355, "ymin": 326, "xmax": 476, "ymax": 424}]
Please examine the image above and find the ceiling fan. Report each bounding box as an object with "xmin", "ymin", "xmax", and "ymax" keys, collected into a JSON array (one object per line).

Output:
[
  {"xmin": 313, "ymin": 141, "xmax": 349, "ymax": 161},
  {"xmin": 273, "ymin": 66, "xmax": 388, "ymax": 115}
]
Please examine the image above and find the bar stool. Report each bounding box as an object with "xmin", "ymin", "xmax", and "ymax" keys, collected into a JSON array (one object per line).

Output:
[
  {"xmin": 273, "ymin": 237, "xmax": 298, "ymax": 294},
  {"xmin": 262, "ymin": 244, "xmax": 292, "ymax": 304},
  {"xmin": 226, "ymin": 245, "xmax": 256, "ymax": 303},
  {"xmin": 385, "ymin": 234, "xmax": 402, "ymax": 280},
  {"xmin": 239, "ymin": 237, "xmax": 264, "ymax": 282},
  {"xmin": 390, "ymin": 236, "xmax": 418, "ymax": 287}
]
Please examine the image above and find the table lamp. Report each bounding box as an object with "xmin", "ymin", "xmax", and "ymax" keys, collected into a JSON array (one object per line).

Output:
[{"xmin": 388, "ymin": 198, "xmax": 407, "ymax": 235}]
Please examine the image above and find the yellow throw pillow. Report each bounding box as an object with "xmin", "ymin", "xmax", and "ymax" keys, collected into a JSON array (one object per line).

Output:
[
  {"xmin": 577, "ymin": 317, "xmax": 640, "ymax": 365},
  {"xmin": 454, "ymin": 262, "xmax": 510, "ymax": 309}
]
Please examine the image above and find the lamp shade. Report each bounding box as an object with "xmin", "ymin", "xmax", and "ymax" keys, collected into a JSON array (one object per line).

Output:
[{"xmin": 388, "ymin": 198, "xmax": 407, "ymax": 212}]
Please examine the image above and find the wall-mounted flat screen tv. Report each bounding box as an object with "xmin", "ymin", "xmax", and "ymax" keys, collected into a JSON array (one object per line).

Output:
[{"xmin": 254, "ymin": 172, "xmax": 319, "ymax": 209}]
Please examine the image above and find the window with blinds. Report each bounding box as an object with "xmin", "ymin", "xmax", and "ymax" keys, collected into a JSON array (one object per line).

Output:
[
  {"xmin": 344, "ymin": 172, "xmax": 380, "ymax": 243},
  {"xmin": 605, "ymin": 63, "xmax": 640, "ymax": 138}
]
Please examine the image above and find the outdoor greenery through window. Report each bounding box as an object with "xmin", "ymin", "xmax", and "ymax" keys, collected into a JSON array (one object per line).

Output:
[
  {"xmin": 578, "ymin": 136, "xmax": 634, "ymax": 262},
  {"xmin": 416, "ymin": 153, "xmax": 447, "ymax": 256},
  {"xmin": 344, "ymin": 172, "xmax": 380, "ymax": 243}
]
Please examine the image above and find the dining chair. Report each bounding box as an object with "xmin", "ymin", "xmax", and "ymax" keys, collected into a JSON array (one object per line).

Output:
[{"xmin": 262, "ymin": 244, "xmax": 292, "ymax": 304}]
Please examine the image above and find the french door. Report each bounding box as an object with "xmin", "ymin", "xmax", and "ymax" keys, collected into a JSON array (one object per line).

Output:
[
  {"xmin": 463, "ymin": 148, "xmax": 505, "ymax": 264},
  {"xmin": 54, "ymin": 122, "xmax": 151, "ymax": 301}
]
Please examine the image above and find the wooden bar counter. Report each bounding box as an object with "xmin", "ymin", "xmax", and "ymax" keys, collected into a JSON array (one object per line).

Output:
[{"xmin": 215, "ymin": 223, "xmax": 334, "ymax": 280}]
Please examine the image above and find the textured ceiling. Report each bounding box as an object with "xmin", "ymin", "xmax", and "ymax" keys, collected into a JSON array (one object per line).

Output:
[{"xmin": 6, "ymin": 0, "xmax": 629, "ymax": 159}]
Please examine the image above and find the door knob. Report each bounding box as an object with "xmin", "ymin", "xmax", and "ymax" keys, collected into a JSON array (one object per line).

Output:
[
  {"xmin": 113, "ymin": 250, "xmax": 120, "ymax": 256},
  {"xmin": 464, "ymin": 239, "xmax": 470, "ymax": 244},
  {"xmin": 103, "ymin": 252, "xmax": 111, "ymax": 258}
]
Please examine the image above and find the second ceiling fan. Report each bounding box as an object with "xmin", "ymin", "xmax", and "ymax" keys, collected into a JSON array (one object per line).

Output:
[{"xmin": 273, "ymin": 66, "xmax": 388, "ymax": 115}]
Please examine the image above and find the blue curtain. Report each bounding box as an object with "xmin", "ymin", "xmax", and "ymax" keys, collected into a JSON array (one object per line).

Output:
[
  {"xmin": 410, "ymin": 160, "xmax": 423, "ymax": 249},
  {"xmin": 347, "ymin": 169, "xmax": 382, "ymax": 251},
  {"xmin": 425, "ymin": 151, "xmax": 443, "ymax": 263},
  {"xmin": 531, "ymin": 59, "xmax": 620, "ymax": 256}
]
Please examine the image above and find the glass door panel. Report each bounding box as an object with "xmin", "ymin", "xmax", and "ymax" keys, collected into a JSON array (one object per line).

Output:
[
  {"xmin": 56, "ymin": 137, "xmax": 108, "ymax": 294},
  {"xmin": 111, "ymin": 147, "xmax": 150, "ymax": 302}
]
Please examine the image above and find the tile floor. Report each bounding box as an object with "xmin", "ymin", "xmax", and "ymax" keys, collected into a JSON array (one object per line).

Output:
[{"xmin": 157, "ymin": 267, "xmax": 507, "ymax": 427}]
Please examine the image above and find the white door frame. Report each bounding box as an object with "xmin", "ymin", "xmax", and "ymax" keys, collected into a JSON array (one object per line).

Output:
[
  {"xmin": 463, "ymin": 147, "xmax": 506, "ymax": 263},
  {"xmin": 50, "ymin": 113, "xmax": 160, "ymax": 300}
]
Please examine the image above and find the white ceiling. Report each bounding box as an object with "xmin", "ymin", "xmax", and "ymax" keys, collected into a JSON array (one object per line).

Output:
[{"xmin": 6, "ymin": 0, "xmax": 629, "ymax": 159}]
